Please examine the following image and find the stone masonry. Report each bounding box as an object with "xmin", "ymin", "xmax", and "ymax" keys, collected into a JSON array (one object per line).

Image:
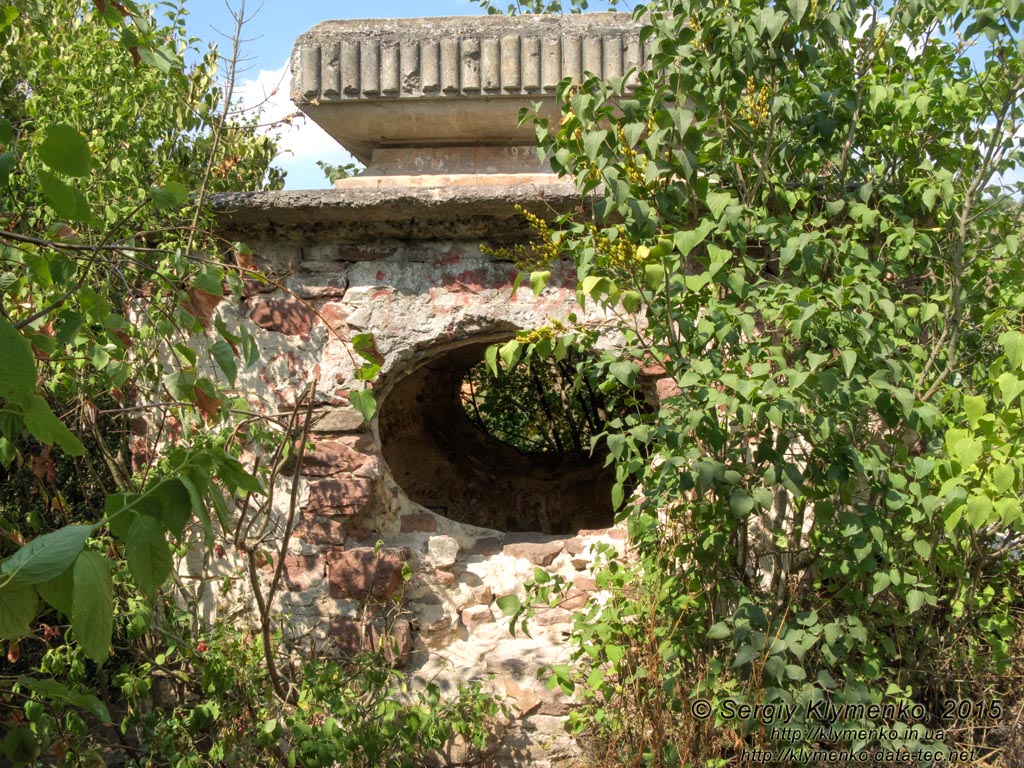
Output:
[{"xmin": 203, "ymin": 12, "xmax": 678, "ymax": 766}]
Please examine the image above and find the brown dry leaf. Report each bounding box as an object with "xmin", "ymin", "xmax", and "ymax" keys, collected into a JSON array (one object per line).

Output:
[
  {"xmin": 31, "ymin": 448, "xmax": 56, "ymax": 486},
  {"xmin": 182, "ymin": 286, "xmax": 223, "ymax": 328},
  {"xmin": 7, "ymin": 640, "xmax": 20, "ymax": 664},
  {"xmin": 214, "ymin": 155, "xmax": 240, "ymax": 178},
  {"xmin": 193, "ymin": 385, "xmax": 222, "ymax": 420},
  {"xmin": 233, "ymin": 248, "xmax": 255, "ymax": 272},
  {"xmin": 53, "ymin": 224, "xmax": 80, "ymax": 241},
  {"xmin": 80, "ymin": 399, "xmax": 97, "ymax": 430}
]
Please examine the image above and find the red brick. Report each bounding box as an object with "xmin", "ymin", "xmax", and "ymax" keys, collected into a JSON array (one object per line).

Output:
[
  {"xmin": 291, "ymin": 514, "xmax": 347, "ymax": 545},
  {"xmin": 299, "ymin": 440, "xmax": 370, "ymax": 477},
  {"xmin": 303, "ymin": 477, "xmax": 374, "ymax": 515},
  {"xmin": 656, "ymin": 377, "xmax": 681, "ymax": 401},
  {"xmin": 503, "ymin": 540, "xmax": 563, "ymax": 566},
  {"xmin": 249, "ymin": 297, "xmax": 316, "ymax": 337},
  {"xmin": 327, "ymin": 547, "xmax": 409, "ymax": 601}
]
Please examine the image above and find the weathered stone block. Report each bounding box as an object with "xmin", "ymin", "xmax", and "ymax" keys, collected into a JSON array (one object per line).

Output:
[
  {"xmin": 656, "ymin": 376, "xmax": 682, "ymax": 401},
  {"xmin": 303, "ymin": 476, "xmax": 374, "ymax": 515},
  {"xmin": 312, "ymin": 404, "xmax": 366, "ymax": 433},
  {"xmin": 465, "ymin": 536, "xmax": 502, "ymax": 556},
  {"xmin": 461, "ymin": 604, "xmax": 495, "ymax": 629},
  {"xmin": 503, "ymin": 539, "xmax": 563, "ymax": 566},
  {"xmin": 299, "ymin": 439, "xmax": 370, "ymax": 477},
  {"xmin": 533, "ymin": 607, "xmax": 573, "ymax": 627},
  {"xmin": 427, "ymin": 535, "xmax": 460, "ymax": 568},
  {"xmin": 291, "ymin": 514, "xmax": 347, "ymax": 545},
  {"xmin": 249, "ymin": 297, "xmax": 317, "ymax": 337},
  {"xmin": 281, "ymin": 554, "xmax": 323, "ymax": 591},
  {"xmin": 327, "ymin": 547, "xmax": 409, "ymax": 600},
  {"xmin": 563, "ymin": 537, "xmax": 587, "ymax": 556}
]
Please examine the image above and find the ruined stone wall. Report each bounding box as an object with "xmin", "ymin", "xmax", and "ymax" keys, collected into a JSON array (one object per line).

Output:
[
  {"xmin": 201, "ymin": 187, "xmax": 659, "ymax": 765},
  {"xmin": 197, "ymin": 13, "xmax": 662, "ymax": 764}
]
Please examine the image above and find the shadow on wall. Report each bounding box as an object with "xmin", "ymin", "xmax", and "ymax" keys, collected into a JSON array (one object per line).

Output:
[{"xmin": 378, "ymin": 337, "xmax": 615, "ymax": 535}]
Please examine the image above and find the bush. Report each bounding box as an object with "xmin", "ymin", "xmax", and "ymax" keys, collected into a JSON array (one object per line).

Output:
[{"xmin": 503, "ymin": 0, "xmax": 1024, "ymax": 764}]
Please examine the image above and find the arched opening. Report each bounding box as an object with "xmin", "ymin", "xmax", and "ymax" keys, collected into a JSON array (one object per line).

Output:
[{"xmin": 378, "ymin": 338, "xmax": 617, "ymax": 535}]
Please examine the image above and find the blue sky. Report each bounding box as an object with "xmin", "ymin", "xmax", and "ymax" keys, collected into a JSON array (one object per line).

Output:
[{"xmin": 185, "ymin": 0, "xmax": 493, "ymax": 189}]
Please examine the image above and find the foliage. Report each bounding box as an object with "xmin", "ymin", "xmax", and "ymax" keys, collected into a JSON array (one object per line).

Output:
[
  {"xmin": 316, "ymin": 159, "xmax": 363, "ymax": 185},
  {"xmin": 504, "ymin": 0, "xmax": 1024, "ymax": 763},
  {"xmin": 462, "ymin": 322, "xmax": 642, "ymax": 456},
  {"xmin": 109, "ymin": 620, "xmax": 502, "ymax": 768},
  {"xmin": 0, "ymin": 2, "xmax": 482, "ymax": 766}
]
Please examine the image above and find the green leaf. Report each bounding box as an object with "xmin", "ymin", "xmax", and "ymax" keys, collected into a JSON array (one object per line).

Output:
[
  {"xmin": 17, "ymin": 677, "xmax": 111, "ymax": 723},
  {"xmin": 151, "ymin": 479, "xmax": 192, "ymax": 540},
  {"xmin": 706, "ymin": 192, "xmax": 734, "ymax": 221},
  {"xmin": 787, "ymin": 0, "xmax": 809, "ymax": 24},
  {"xmin": 179, "ymin": 473, "xmax": 212, "ymax": 545},
  {"xmin": 999, "ymin": 330, "xmax": 1024, "ymax": 369},
  {"xmin": 707, "ymin": 622, "xmax": 731, "ymax": 640},
  {"xmin": 965, "ymin": 494, "xmax": 993, "ymax": 528},
  {"xmin": 839, "ymin": 349, "xmax": 856, "ymax": 378},
  {"xmin": 946, "ymin": 429, "xmax": 982, "ymax": 468},
  {"xmin": 992, "ymin": 464, "xmax": 1015, "ymax": 494},
  {"xmin": 499, "ymin": 338, "xmax": 521, "ymax": 370},
  {"xmin": 210, "ymin": 339, "xmax": 237, "ymax": 386},
  {"xmin": 348, "ymin": 388, "xmax": 376, "ymax": 423},
  {"xmin": 38, "ymin": 124, "xmax": 91, "ymax": 177},
  {"xmin": 126, "ymin": 515, "xmax": 172, "ymax": 598},
  {"xmin": 0, "ymin": 7, "xmax": 18, "ymax": 35},
  {"xmin": 485, "ymin": 344, "xmax": 499, "ymax": 377},
  {"xmin": 2, "ymin": 726, "xmax": 38, "ymax": 766},
  {"xmin": 0, "ymin": 579, "xmax": 37, "ymax": 640},
  {"xmin": 137, "ymin": 42, "xmax": 178, "ymax": 74},
  {"xmin": 36, "ymin": 565, "xmax": 73, "ymax": 618},
  {"xmin": 496, "ymin": 594, "xmax": 521, "ymax": 616},
  {"xmin": 583, "ymin": 129, "xmax": 608, "ymax": 161},
  {"xmin": 997, "ymin": 372, "xmax": 1024, "ymax": 406},
  {"xmin": 22, "ymin": 394, "xmax": 85, "ymax": 455},
  {"xmin": 729, "ymin": 489, "xmax": 755, "ymax": 516},
  {"xmin": 37, "ymin": 169, "xmax": 90, "ymax": 222},
  {"xmin": 580, "ymin": 274, "xmax": 604, "ymax": 298},
  {"xmin": 621, "ymin": 290, "xmax": 642, "ymax": 314},
  {"xmin": 72, "ymin": 551, "xmax": 113, "ymax": 663},
  {"xmin": 608, "ymin": 361, "xmax": 637, "ymax": 386},
  {"xmin": 150, "ymin": 181, "xmax": 188, "ymax": 211},
  {"xmin": 644, "ymin": 263, "xmax": 666, "ymax": 291},
  {"xmin": 963, "ymin": 395, "xmax": 987, "ymax": 427},
  {"xmin": 785, "ymin": 664, "xmax": 807, "ymax": 681},
  {"xmin": 216, "ymin": 454, "xmax": 262, "ymax": 494},
  {"xmin": 0, "ymin": 316, "xmax": 37, "ymax": 400},
  {"xmin": 1, "ymin": 524, "xmax": 92, "ymax": 584},
  {"xmin": 529, "ymin": 270, "xmax": 551, "ymax": 296},
  {"xmin": 906, "ymin": 589, "xmax": 926, "ymax": 614},
  {"xmin": 673, "ymin": 220, "xmax": 715, "ymax": 256}
]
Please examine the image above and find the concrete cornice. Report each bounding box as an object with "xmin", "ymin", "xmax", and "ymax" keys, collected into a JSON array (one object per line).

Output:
[
  {"xmin": 211, "ymin": 182, "xmax": 587, "ymax": 243},
  {"xmin": 290, "ymin": 13, "xmax": 642, "ymax": 166}
]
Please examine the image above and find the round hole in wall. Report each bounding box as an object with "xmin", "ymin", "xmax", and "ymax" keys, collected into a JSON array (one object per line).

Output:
[{"xmin": 378, "ymin": 337, "xmax": 620, "ymax": 535}]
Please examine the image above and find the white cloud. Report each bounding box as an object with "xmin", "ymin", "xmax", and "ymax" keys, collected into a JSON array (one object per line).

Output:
[{"xmin": 233, "ymin": 64, "xmax": 357, "ymax": 189}]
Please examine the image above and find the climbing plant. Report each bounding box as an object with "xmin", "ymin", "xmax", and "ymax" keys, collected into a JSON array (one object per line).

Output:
[{"xmin": 500, "ymin": 0, "xmax": 1024, "ymax": 764}]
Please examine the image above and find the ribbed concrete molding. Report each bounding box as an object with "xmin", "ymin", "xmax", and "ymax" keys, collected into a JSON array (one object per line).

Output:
[{"xmin": 291, "ymin": 13, "xmax": 642, "ymax": 179}]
